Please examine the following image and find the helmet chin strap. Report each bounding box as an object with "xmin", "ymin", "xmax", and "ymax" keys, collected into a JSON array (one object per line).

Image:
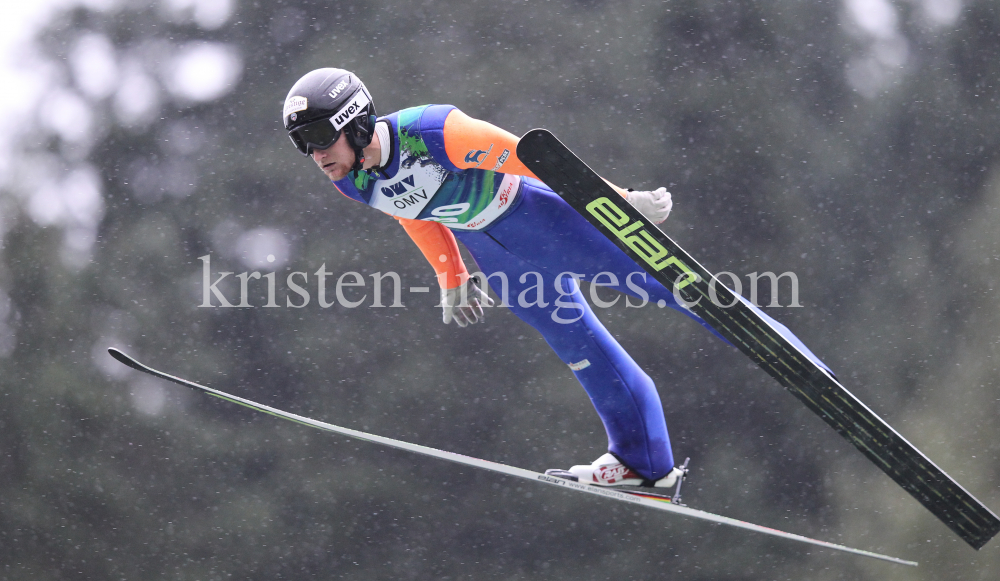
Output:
[
  {"xmin": 351, "ymin": 148, "xmax": 366, "ymax": 173},
  {"xmin": 348, "ymin": 114, "xmax": 377, "ymax": 173}
]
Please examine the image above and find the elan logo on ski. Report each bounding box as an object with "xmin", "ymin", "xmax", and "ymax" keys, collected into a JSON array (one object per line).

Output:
[{"xmin": 586, "ymin": 196, "xmax": 698, "ymax": 289}]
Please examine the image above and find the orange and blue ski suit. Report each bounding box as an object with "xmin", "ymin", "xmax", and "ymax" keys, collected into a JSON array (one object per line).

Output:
[{"xmin": 332, "ymin": 104, "xmax": 829, "ymax": 480}]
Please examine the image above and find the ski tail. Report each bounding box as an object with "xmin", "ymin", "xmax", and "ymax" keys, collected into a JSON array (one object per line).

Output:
[
  {"xmin": 108, "ymin": 348, "xmax": 916, "ymax": 567},
  {"xmin": 515, "ymin": 128, "xmax": 1000, "ymax": 550}
]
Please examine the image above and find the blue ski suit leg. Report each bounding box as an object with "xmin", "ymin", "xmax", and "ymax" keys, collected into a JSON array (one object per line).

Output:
[
  {"xmin": 455, "ymin": 178, "xmax": 831, "ymax": 480},
  {"xmin": 454, "ymin": 235, "xmax": 674, "ymax": 480}
]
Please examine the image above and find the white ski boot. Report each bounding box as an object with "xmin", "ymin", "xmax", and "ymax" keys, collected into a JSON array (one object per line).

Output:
[{"xmin": 546, "ymin": 453, "xmax": 686, "ymax": 488}]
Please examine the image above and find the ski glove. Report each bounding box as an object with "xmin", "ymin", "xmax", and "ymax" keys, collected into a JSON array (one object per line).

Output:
[
  {"xmin": 627, "ymin": 187, "xmax": 673, "ymax": 224},
  {"xmin": 441, "ymin": 279, "xmax": 495, "ymax": 327}
]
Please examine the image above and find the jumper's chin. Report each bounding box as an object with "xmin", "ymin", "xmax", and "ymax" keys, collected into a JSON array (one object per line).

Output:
[{"xmin": 321, "ymin": 163, "xmax": 348, "ymax": 181}]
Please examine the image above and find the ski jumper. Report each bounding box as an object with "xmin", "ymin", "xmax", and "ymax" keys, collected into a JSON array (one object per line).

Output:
[{"xmin": 331, "ymin": 105, "xmax": 831, "ymax": 481}]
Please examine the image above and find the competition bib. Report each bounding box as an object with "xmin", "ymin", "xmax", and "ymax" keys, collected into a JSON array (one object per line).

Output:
[{"xmin": 357, "ymin": 106, "xmax": 521, "ymax": 231}]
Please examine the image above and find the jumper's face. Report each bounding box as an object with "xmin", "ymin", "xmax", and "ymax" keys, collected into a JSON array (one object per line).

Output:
[{"xmin": 311, "ymin": 132, "xmax": 355, "ymax": 181}]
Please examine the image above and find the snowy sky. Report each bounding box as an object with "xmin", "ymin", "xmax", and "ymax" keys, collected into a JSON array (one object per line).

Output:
[
  {"xmin": 0, "ymin": 0, "xmax": 241, "ymax": 267},
  {"xmin": 0, "ymin": 0, "xmax": 75, "ymax": 183},
  {"xmin": 0, "ymin": 0, "xmax": 962, "ymax": 245},
  {"xmin": 0, "ymin": 0, "xmax": 234, "ymax": 181},
  {"xmin": 0, "ymin": 0, "xmax": 963, "ymax": 176}
]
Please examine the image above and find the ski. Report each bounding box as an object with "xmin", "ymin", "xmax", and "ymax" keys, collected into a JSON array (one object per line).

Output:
[
  {"xmin": 516, "ymin": 128, "xmax": 1000, "ymax": 550},
  {"xmin": 109, "ymin": 348, "xmax": 915, "ymax": 566}
]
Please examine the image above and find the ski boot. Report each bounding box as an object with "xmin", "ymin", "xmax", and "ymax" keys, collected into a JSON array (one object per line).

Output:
[{"xmin": 546, "ymin": 453, "xmax": 686, "ymax": 488}]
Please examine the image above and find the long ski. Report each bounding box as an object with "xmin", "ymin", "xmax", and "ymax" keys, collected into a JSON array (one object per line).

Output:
[
  {"xmin": 109, "ymin": 348, "xmax": 915, "ymax": 566},
  {"xmin": 515, "ymin": 128, "xmax": 1000, "ymax": 550}
]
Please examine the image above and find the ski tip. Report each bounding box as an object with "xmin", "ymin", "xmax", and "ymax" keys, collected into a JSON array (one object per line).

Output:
[
  {"xmin": 108, "ymin": 348, "xmax": 143, "ymax": 371},
  {"xmin": 519, "ymin": 128, "xmax": 552, "ymax": 140},
  {"xmin": 516, "ymin": 129, "xmax": 556, "ymax": 154},
  {"xmin": 516, "ymin": 129, "xmax": 559, "ymax": 164}
]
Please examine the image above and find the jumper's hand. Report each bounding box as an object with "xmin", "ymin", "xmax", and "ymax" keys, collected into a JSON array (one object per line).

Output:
[
  {"xmin": 441, "ymin": 279, "xmax": 495, "ymax": 327},
  {"xmin": 627, "ymin": 187, "xmax": 673, "ymax": 224}
]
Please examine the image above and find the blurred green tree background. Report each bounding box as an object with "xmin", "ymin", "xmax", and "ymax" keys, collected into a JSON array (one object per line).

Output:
[{"xmin": 1, "ymin": 0, "xmax": 998, "ymax": 579}]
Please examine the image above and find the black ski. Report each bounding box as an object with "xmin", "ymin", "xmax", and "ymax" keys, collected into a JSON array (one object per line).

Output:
[
  {"xmin": 516, "ymin": 128, "xmax": 1000, "ymax": 550},
  {"xmin": 107, "ymin": 348, "xmax": 916, "ymax": 566}
]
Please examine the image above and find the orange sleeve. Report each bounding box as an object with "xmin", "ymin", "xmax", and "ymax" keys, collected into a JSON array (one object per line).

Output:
[
  {"xmin": 442, "ymin": 109, "xmax": 630, "ymax": 198},
  {"xmin": 442, "ymin": 109, "xmax": 539, "ymax": 179},
  {"xmin": 395, "ymin": 216, "xmax": 470, "ymax": 289}
]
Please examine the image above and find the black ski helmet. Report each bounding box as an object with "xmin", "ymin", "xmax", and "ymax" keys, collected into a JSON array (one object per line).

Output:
[{"xmin": 283, "ymin": 68, "xmax": 377, "ymax": 171}]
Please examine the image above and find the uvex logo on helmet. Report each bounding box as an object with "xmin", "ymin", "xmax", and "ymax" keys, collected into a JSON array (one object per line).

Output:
[
  {"xmin": 331, "ymin": 92, "xmax": 371, "ymax": 130},
  {"xmin": 328, "ymin": 80, "xmax": 348, "ymax": 100}
]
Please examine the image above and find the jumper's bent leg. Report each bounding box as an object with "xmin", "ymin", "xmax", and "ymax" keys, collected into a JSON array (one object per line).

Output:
[{"xmin": 503, "ymin": 271, "xmax": 675, "ymax": 481}]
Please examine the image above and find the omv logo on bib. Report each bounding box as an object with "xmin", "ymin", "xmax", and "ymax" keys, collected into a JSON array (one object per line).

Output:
[{"xmin": 381, "ymin": 175, "xmax": 417, "ymax": 197}]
